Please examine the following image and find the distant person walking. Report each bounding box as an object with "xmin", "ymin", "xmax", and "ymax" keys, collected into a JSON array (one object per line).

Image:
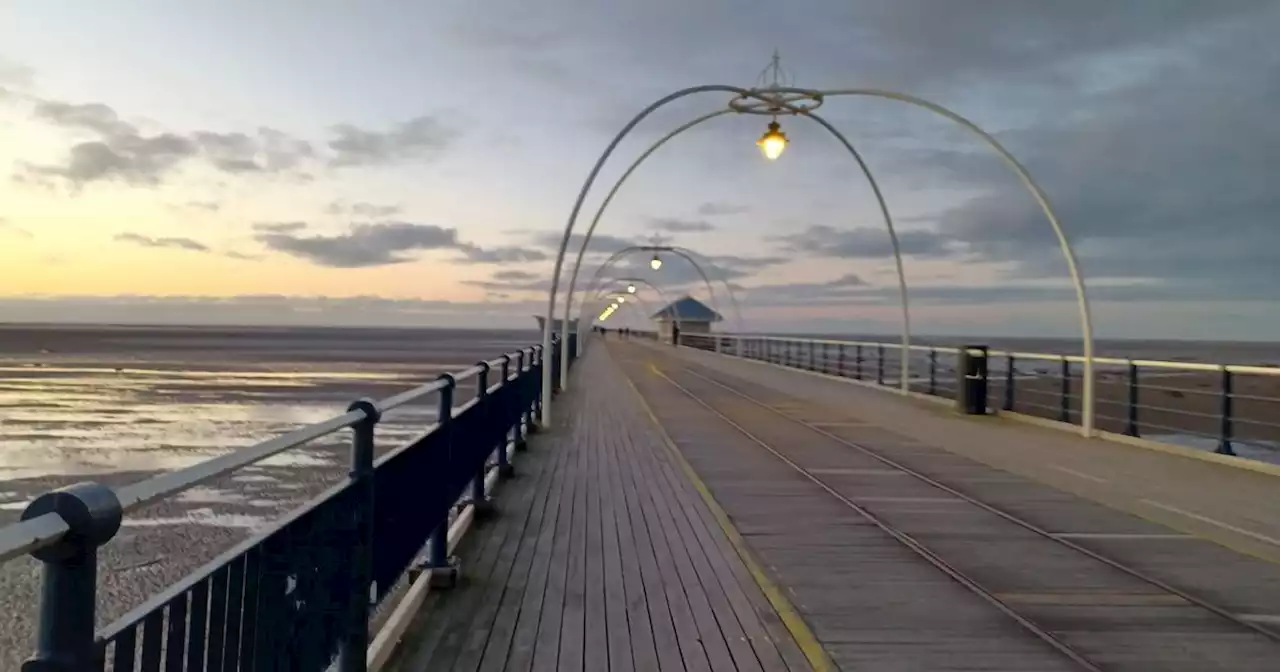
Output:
[{"xmin": 671, "ymin": 322, "xmax": 680, "ymax": 347}]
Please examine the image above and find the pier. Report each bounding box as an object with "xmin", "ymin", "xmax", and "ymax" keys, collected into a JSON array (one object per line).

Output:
[{"xmin": 4, "ymin": 331, "xmax": 1280, "ymax": 671}]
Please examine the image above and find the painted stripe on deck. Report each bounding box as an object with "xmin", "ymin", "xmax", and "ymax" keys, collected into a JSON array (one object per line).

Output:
[
  {"xmin": 1141, "ymin": 499, "xmax": 1280, "ymax": 548},
  {"xmin": 1049, "ymin": 464, "xmax": 1109, "ymax": 484},
  {"xmin": 1050, "ymin": 533, "xmax": 1193, "ymax": 540},
  {"xmin": 807, "ymin": 468, "xmax": 909, "ymax": 476}
]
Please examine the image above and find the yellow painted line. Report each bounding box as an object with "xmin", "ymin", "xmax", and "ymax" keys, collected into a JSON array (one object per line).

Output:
[
  {"xmin": 617, "ymin": 357, "xmax": 834, "ymax": 672},
  {"xmin": 1141, "ymin": 499, "xmax": 1280, "ymax": 548},
  {"xmin": 1049, "ymin": 464, "xmax": 1109, "ymax": 484}
]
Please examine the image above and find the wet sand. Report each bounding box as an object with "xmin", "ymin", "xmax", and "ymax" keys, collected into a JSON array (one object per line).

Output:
[{"xmin": 0, "ymin": 324, "xmax": 536, "ymax": 668}]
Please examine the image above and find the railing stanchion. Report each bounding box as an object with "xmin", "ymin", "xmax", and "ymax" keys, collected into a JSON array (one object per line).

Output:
[
  {"xmin": 529, "ymin": 345, "xmax": 543, "ymax": 432},
  {"xmin": 855, "ymin": 345, "xmax": 863, "ymax": 380},
  {"xmin": 514, "ymin": 350, "xmax": 528, "ymax": 450},
  {"xmin": 1126, "ymin": 362, "xmax": 1140, "ymax": 437},
  {"xmin": 837, "ymin": 343, "xmax": 845, "ymax": 377},
  {"xmin": 1004, "ymin": 354, "xmax": 1016, "ymax": 412},
  {"xmin": 470, "ymin": 362, "xmax": 495, "ymax": 517},
  {"xmin": 809, "ymin": 341, "xmax": 816, "ymax": 371},
  {"xmin": 497, "ymin": 355, "xmax": 515, "ymax": 478},
  {"xmin": 20, "ymin": 482, "xmax": 122, "ymax": 672},
  {"xmin": 1217, "ymin": 368, "xmax": 1236, "ymax": 455},
  {"xmin": 877, "ymin": 345, "xmax": 885, "ymax": 386},
  {"xmin": 928, "ymin": 349, "xmax": 937, "ymax": 396},
  {"xmin": 339, "ymin": 398, "xmax": 380, "ymax": 672},
  {"xmin": 427, "ymin": 373, "xmax": 459, "ymax": 588},
  {"xmin": 1059, "ymin": 358, "xmax": 1071, "ymax": 423}
]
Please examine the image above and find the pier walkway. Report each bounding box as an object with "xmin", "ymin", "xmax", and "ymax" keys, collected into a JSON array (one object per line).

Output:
[
  {"xmin": 391, "ymin": 338, "xmax": 1280, "ymax": 671},
  {"xmin": 6, "ymin": 334, "xmax": 1280, "ymax": 671}
]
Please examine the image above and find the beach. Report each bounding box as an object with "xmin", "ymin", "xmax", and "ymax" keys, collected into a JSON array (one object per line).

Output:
[{"xmin": 0, "ymin": 324, "xmax": 536, "ymax": 668}]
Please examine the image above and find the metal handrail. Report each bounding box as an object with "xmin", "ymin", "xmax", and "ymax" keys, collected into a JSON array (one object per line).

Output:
[
  {"xmin": 688, "ymin": 333, "xmax": 1280, "ymax": 459},
  {"xmin": 1, "ymin": 338, "xmax": 563, "ymax": 670}
]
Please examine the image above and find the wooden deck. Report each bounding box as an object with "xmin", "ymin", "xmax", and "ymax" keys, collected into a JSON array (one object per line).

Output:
[
  {"xmin": 387, "ymin": 338, "xmax": 1280, "ymax": 671},
  {"xmin": 386, "ymin": 342, "xmax": 818, "ymax": 672}
]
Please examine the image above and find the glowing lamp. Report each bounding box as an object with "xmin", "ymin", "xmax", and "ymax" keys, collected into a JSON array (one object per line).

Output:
[{"xmin": 757, "ymin": 120, "xmax": 788, "ymax": 160}]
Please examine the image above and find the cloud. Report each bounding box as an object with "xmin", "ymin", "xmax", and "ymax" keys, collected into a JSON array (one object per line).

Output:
[
  {"xmin": 772, "ymin": 225, "xmax": 958, "ymax": 259},
  {"xmin": 328, "ymin": 115, "xmax": 455, "ymax": 167},
  {"xmin": 19, "ymin": 95, "xmax": 444, "ymax": 185},
  {"xmin": 224, "ymin": 250, "xmax": 262, "ymax": 261},
  {"xmin": 256, "ymin": 221, "xmax": 547, "ymax": 268},
  {"xmin": 648, "ymin": 217, "xmax": 715, "ymax": 233},
  {"xmin": 115, "ymin": 233, "xmax": 210, "ymax": 252},
  {"xmin": 528, "ymin": 231, "xmax": 642, "ymax": 257},
  {"xmin": 0, "ymin": 58, "xmax": 33, "ymax": 87},
  {"xmin": 493, "ymin": 269, "xmax": 540, "ymax": 282},
  {"xmin": 696, "ymin": 202, "xmax": 750, "ymax": 216},
  {"xmin": 253, "ymin": 221, "xmax": 308, "ymax": 234},
  {"xmin": 455, "ymin": 244, "xmax": 549, "ymax": 264},
  {"xmin": 184, "ymin": 200, "xmax": 221, "ymax": 212},
  {"xmin": 256, "ymin": 222, "xmax": 461, "ymax": 267},
  {"xmin": 326, "ymin": 200, "xmax": 402, "ymax": 218}
]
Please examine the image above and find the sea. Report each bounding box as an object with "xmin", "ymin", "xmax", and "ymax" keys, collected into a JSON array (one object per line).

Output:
[{"xmin": 0, "ymin": 324, "xmax": 1277, "ymax": 488}]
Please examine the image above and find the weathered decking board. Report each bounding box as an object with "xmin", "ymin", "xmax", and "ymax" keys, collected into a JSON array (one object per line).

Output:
[
  {"xmin": 387, "ymin": 343, "xmax": 812, "ymax": 671},
  {"xmin": 616, "ymin": 342, "xmax": 1280, "ymax": 671}
]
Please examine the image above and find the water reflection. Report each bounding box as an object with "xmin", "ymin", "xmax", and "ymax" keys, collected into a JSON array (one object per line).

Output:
[{"xmin": 0, "ymin": 364, "xmax": 438, "ymax": 480}]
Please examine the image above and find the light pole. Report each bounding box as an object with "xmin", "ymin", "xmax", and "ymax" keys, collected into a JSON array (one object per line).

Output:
[{"xmin": 540, "ymin": 63, "xmax": 1094, "ymax": 437}]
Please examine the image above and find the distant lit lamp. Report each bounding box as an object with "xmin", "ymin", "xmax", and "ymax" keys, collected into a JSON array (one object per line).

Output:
[
  {"xmin": 627, "ymin": 284, "xmax": 637, "ymax": 294},
  {"xmin": 616, "ymin": 296, "xmax": 626, "ymax": 303},
  {"xmin": 650, "ymin": 254, "xmax": 662, "ymax": 270},
  {"xmin": 756, "ymin": 119, "xmax": 788, "ymax": 160}
]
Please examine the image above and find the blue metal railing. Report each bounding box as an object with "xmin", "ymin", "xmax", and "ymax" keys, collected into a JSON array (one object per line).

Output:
[
  {"xmin": 0, "ymin": 335, "xmax": 575, "ymax": 671},
  {"xmin": 677, "ymin": 333, "xmax": 1280, "ymax": 462}
]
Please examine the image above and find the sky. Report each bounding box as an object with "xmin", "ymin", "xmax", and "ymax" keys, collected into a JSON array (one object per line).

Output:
[{"xmin": 1, "ymin": 1, "xmax": 1278, "ymax": 339}]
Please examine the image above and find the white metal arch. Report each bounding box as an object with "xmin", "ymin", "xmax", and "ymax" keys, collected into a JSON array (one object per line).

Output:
[
  {"xmin": 541, "ymin": 84, "xmax": 1095, "ymax": 437},
  {"xmin": 556, "ymin": 108, "xmax": 910, "ymax": 395}
]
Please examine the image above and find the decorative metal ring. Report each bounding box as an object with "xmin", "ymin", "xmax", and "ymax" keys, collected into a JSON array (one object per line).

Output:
[{"xmin": 729, "ymin": 88, "xmax": 823, "ymax": 115}]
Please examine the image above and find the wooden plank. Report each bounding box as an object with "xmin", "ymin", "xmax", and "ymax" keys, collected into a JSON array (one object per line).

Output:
[
  {"xmin": 452, "ymin": 434, "xmax": 572, "ymax": 670},
  {"xmin": 586, "ymin": 409, "xmax": 614, "ymax": 670},
  {"xmin": 555, "ymin": 411, "xmax": 590, "ymax": 672},
  {"xmin": 528, "ymin": 415, "xmax": 581, "ymax": 672},
  {"xmin": 625, "ymin": 425, "xmax": 757, "ymax": 672},
  {"xmin": 615, "ymin": 416, "xmax": 688, "ymax": 671},
  {"xmin": 603, "ymin": 416, "xmax": 659, "ymax": 672},
  {"xmin": 589, "ymin": 408, "xmax": 630, "ymax": 672},
  {"xmin": 475, "ymin": 435, "xmax": 575, "ymax": 671},
  {"xmin": 638, "ymin": 420, "xmax": 796, "ymax": 672},
  {"xmin": 498, "ymin": 420, "xmax": 578, "ymax": 671}
]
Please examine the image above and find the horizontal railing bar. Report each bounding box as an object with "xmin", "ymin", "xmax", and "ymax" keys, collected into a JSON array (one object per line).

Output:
[
  {"xmin": 115, "ymin": 410, "xmax": 366, "ymax": 514},
  {"xmin": 1130, "ymin": 404, "xmax": 1222, "ymax": 420},
  {"xmin": 99, "ymin": 476, "xmax": 359, "ymax": 641},
  {"xmin": 0, "ymin": 513, "xmax": 71, "ymax": 564},
  {"xmin": 379, "ymin": 380, "xmax": 448, "ymax": 413}
]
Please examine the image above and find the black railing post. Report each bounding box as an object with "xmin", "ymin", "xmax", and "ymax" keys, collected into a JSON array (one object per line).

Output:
[
  {"xmin": 1217, "ymin": 368, "xmax": 1235, "ymax": 455},
  {"xmin": 427, "ymin": 373, "xmax": 459, "ymax": 588},
  {"xmin": 1126, "ymin": 362, "xmax": 1140, "ymax": 437},
  {"xmin": 1004, "ymin": 354, "xmax": 1016, "ymax": 411},
  {"xmin": 21, "ymin": 482, "xmax": 122, "ymax": 672},
  {"xmin": 514, "ymin": 350, "xmax": 529, "ymax": 449},
  {"xmin": 877, "ymin": 345, "xmax": 885, "ymax": 386},
  {"xmin": 855, "ymin": 345, "xmax": 863, "ymax": 380},
  {"xmin": 1059, "ymin": 359, "xmax": 1071, "ymax": 423},
  {"xmin": 837, "ymin": 343, "xmax": 845, "ymax": 377},
  {"xmin": 529, "ymin": 345, "xmax": 543, "ymax": 431},
  {"xmin": 497, "ymin": 355, "xmax": 515, "ymax": 477},
  {"xmin": 470, "ymin": 362, "xmax": 495, "ymax": 518},
  {"xmin": 928, "ymin": 349, "xmax": 937, "ymax": 396},
  {"xmin": 808, "ymin": 341, "xmax": 815, "ymax": 371},
  {"xmin": 339, "ymin": 398, "xmax": 380, "ymax": 672}
]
